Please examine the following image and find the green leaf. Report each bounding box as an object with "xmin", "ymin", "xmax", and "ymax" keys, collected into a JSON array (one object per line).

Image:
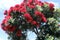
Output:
[
  {"xmin": 36, "ymin": 5, "xmax": 43, "ymax": 12},
  {"xmin": 45, "ymin": 36, "xmax": 54, "ymax": 40}
]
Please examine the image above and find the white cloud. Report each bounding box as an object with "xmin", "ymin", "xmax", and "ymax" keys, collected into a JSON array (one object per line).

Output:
[
  {"xmin": 0, "ymin": 37, "xmax": 4, "ymax": 40},
  {"xmin": 0, "ymin": 0, "xmax": 23, "ymax": 9},
  {"xmin": 27, "ymin": 31, "xmax": 37, "ymax": 40}
]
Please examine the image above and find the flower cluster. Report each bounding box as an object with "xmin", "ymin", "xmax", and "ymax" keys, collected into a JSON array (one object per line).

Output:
[{"xmin": 1, "ymin": 0, "xmax": 55, "ymax": 38}]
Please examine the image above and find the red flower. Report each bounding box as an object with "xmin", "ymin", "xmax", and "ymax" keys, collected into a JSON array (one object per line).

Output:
[
  {"xmin": 37, "ymin": 1, "xmax": 43, "ymax": 6},
  {"xmin": 49, "ymin": 3, "xmax": 54, "ymax": 10},
  {"xmin": 35, "ymin": 11, "xmax": 42, "ymax": 16},
  {"xmin": 2, "ymin": 24, "xmax": 16, "ymax": 32},
  {"xmin": 2, "ymin": 26, "xmax": 7, "ymax": 31},
  {"xmin": 19, "ymin": 5, "xmax": 24, "ymax": 9},
  {"xmin": 31, "ymin": 21, "xmax": 37, "ymax": 25},
  {"xmin": 2, "ymin": 16, "xmax": 11, "ymax": 26},
  {"xmin": 24, "ymin": 13, "xmax": 33, "ymax": 23},
  {"xmin": 12, "ymin": 4, "xmax": 20, "ymax": 12},
  {"xmin": 7, "ymin": 7, "xmax": 14, "ymax": 16},
  {"xmin": 20, "ymin": 7, "xmax": 27, "ymax": 13},
  {"xmin": 13, "ymin": 7, "xmax": 19, "ymax": 12},
  {"xmin": 35, "ymin": 0, "xmax": 38, "ymax": 2},
  {"xmin": 41, "ymin": 16, "xmax": 47, "ymax": 22},
  {"xmin": 19, "ymin": 6, "xmax": 24, "ymax": 12},
  {"xmin": 20, "ymin": 2, "xmax": 25, "ymax": 6},
  {"xmin": 7, "ymin": 10, "xmax": 12, "ymax": 16},
  {"xmin": 36, "ymin": 24, "xmax": 40, "ymax": 27},
  {"xmin": 4, "ymin": 10, "xmax": 7, "ymax": 15},
  {"xmin": 28, "ymin": 0, "xmax": 33, "ymax": 3},
  {"xmin": 35, "ymin": 11, "xmax": 45, "ymax": 17},
  {"xmin": 18, "ymin": 4, "xmax": 27, "ymax": 13},
  {"xmin": 49, "ymin": 3, "xmax": 54, "ymax": 8},
  {"xmin": 2, "ymin": 19, "xmax": 6, "ymax": 24},
  {"xmin": 2, "ymin": 17, "xmax": 9, "ymax": 25},
  {"xmin": 5, "ymin": 16, "xmax": 11, "ymax": 22},
  {"xmin": 8, "ymin": 26, "xmax": 16, "ymax": 32},
  {"xmin": 30, "ymin": 5, "xmax": 35, "ymax": 9},
  {"xmin": 10, "ymin": 7, "xmax": 14, "ymax": 11},
  {"xmin": 2, "ymin": 25, "xmax": 11, "ymax": 31},
  {"xmin": 31, "ymin": 21, "xmax": 40, "ymax": 27},
  {"xmin": 15, "ymin": 4, "xmax": 20, "ymax": 8},
  {"xmin": 35, "ymin": 1, "xmax": 43, "ymax": 6},
  {"xmin": 27, "ymin": 3, "xmax": 30, "ymax": 6},
  {"xmin": 6, "ymin": 15, "xmax": 11, "ymax": 19},
  {"xmin": 27, "ymin": 3, "xmax": 35, "ymax": 9},
  {"xmin": 35, "ymin": 11, "xmax": 47, "ymax": 22},
  {"xmin": 23, "ymin": 0, "xmax": 27, "ymax": 2},
  {"xmin": 16, "ymin": 30, "xmax": 22, "ymax": 37}
]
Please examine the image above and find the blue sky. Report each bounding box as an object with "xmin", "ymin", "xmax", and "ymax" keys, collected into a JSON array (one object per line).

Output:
[{"xmin": 0, "ymin": 0, "xmax": 60, "ymax": 40}]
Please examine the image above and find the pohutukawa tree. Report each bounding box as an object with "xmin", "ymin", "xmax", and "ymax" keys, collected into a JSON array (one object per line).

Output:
[{"xmin": 1, "ymin": 0, "xmax": 60, "ymax": 40}]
